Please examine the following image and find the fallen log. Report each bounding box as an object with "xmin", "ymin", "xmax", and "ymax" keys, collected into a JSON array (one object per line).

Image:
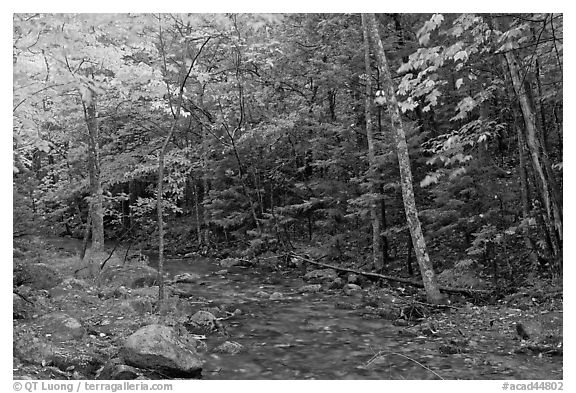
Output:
[{"xmin": 289, "ymin": 252, "xmax": 493, "ymax": 298}]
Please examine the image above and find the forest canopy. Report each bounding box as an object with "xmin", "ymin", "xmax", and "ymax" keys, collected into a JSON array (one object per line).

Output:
[{"xmin": 13, "ymin": 13, "xmax": 563, "ymax": 297}]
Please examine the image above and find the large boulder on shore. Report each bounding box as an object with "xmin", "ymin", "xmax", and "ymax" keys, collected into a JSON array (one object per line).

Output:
[
  {"xmin": 13, "ymin": 336, "xmax": 56, "ymax": 366},
  {"xmin": 37, "ymin": 312, "xmax": 86, "ymax": 342},
  {"xmin": 14, "ymin": 262, "xmax": 62, "ymax": 290},
  {"xmin": 120, "ymin": 324, "xmax": 203, "ymax": 378},
  {"xmin": 13, "ymin": 293, "xmax": 34, "ymax": 319}
]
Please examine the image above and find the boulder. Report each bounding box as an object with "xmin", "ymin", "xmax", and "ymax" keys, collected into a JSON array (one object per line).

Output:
[
  {"xmin": 515, "ymin": 320, "xmax": 544, "ymax": 341},
  {"xmin": 212, "ymin": 341, "xmax": 244, "ymax": 355},
  {"xmin": 299, "ymin": 284, "xmax": 322, "ymax": 293},
  {"xmin": 14, "ymin": 326, "xmax": 104, "ymax": 378},
  {"xmin": 219, "ymin": 258, "xmax": 241, "ymax": 268},
  {"xmin": 13, "ymin": 293, "xmax": 34, "ymax": 319},
  {"xmin": 170, "ymin": 282, "xmax": 196, "ymax": 298},
  {"xmin": 60, "ymin": 277, "xmax": 91, "ymax": 290},
  {"xmin": 184, "ymin": 311, "xmax": 219, "ymax": 335},
  {"xmin": 97, "ymin": 359, "xmax": 140, "ymax": 380},
  {"xmin": 14, "ymin": 337, "xmax": 56, "ymax": 366},
  {"xmin": 173, "ymin": 273, "xmax": 202, "ymax": 283},
  {"xmin": 14, "ymin": 262, "xmax": 62, "ymax": 290},
  {"xmin": 270, "ymin": 292, "xmax": 284, "ymax": 300},
  {"xmin": 343, "ymin": 284, "xmax": 362, "ymax": 296},
  {"xmin": 120, "ymin": 324, "xmax": 203, "ymax": 378},
  {"xmin": 37, "ymin": 312, "xmax": 85, "ymax": 342},
  {"xmin": 51, "ymin": 351, "xmax": 104, "ymax": 376},
  {"xmin": 255, "ymin": 290, "xmax": 270, "ymax": 298},
  {"xmin": 304, "ymin": 269, "xmax": 338, "ymax": 284},
  {"xmin": 328, "ymin": 277, "xmax": 345, "ymax": 290},
  {"xmin": 347, "ymin": 273, "xmax": 369, "ymax": 286}
]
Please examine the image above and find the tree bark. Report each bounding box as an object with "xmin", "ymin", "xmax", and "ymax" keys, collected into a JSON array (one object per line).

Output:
[
  {"xmin": 504, "ymin": 50, "xmax": 562, "ymax": 259},
  {"xmin": 193, "ymin": 181, "xmax": 202, "ymax": 243},
  {"xmin": 361, "ymin": 14, "xmax": 384, "ymax": 271},
  {"xmin": 82, "ymin": 86, "xmax": 104, "ymax": 277},
  {"xmin": 514, "ymin": 109, "xmax": 540, "ymax": 272},
  {"xmin": 156, "ymin": 29, "xmax": 211, "ymax": 310},
  {"xmin": 364, "ymin": 13, "xmax": 444, "ymax": 304}
]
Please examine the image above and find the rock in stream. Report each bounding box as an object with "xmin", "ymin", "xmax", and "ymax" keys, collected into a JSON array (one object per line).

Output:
[{"xmin": 120, "ymin": 324, "xmax": 203, "ymax": 378}]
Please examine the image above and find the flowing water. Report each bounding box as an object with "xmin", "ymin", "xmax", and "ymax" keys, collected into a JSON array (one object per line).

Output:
[
  {"xmin": 150, "ymin": 256, "xmax": 563, "ymax": 380},
  {"xmin": 41, "ymin": 237, "xmax": 562, "ymax": 380}
]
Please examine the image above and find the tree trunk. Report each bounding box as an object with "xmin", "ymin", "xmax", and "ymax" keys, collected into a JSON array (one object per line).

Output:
[
  {"xmin": 199, "ymin": 119, "xmax": 211, "ymax": 246},
  {"xmin": 361, "ymin": 14, "xmax": 384, "ymax": 271},
  {"xmin": 514, "ymin": 108, "xmax": 540, "ymax": 272},
  {"xmin": 504, "ymin": 50, "xmax": 562, "ymax": 261},
  {"xmin": 380, "ymin": 183, "xmax": 390, "ymax": 264},
  {"xmin": 496, "ymin": 43, "xmax": 557, "ymax": 268},
  {"xmin": 364, "ymin": 13, "xmax": 444, "ymax": 304},
  {"xmin": 193, "ymin": 181, "xmax": 202, "ymax": 243},
  {"xmin": 156, "ymin": 142, "xmax": 168, "ymax": 309},
  {"xmin": 155, "ymin": 30, "xmax": 210, "ymax": 310},
  {"xmin": 83, "ymin": 86, "xmax": 104, "ymax": 277},
  {"xmin": 79, "ymin": 209, "xmax": 92, "ymax": 262}
]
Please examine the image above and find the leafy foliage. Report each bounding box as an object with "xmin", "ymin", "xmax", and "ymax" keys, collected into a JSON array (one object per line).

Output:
[{"xmin": 13, "ymin": 13, "xmax": 562, "ymax": 287}]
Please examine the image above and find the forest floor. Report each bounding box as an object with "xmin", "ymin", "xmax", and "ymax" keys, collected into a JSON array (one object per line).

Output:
[{"xmin": 12, "ymin": 235, "xmax": 563, "ymax": 380}]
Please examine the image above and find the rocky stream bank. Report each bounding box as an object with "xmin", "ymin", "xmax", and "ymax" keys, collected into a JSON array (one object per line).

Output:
[{"xmin": 13, "ymin": 236, "xmax": 562, "ymax": 380}]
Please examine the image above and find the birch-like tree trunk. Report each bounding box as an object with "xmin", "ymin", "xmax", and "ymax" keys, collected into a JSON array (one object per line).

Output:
[
  {"xmin": 361, "ymin": 14, "xmax": 383, "ymax": 271},
  {"xmin": 514, "ymin": 110, "xmax": 540, "ymax": 272},
  {"xmin": 364, "ymin": 13, "xmax": 444, "ymax": 304},
  {"xmin": 504, "ymin": 50, "xmax": 562, "ymax": 261},
  {"xmin": 82, "ymin": 86, "xmax": 104, "ymax": 277}
]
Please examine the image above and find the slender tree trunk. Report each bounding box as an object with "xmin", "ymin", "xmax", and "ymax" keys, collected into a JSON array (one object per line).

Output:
[
  {"xmin": 156, "ymin": 139, "xmax": 170, "ymax": 308},
  {"xmin": 364, "ymin": 13, "xmax": 444, "ymax": 304},
  {"xmin": 379, "ymin": 183, "xmax": 390, "ymax": 263},
  {"xmin": 228, "ymin": 135, "xmax": 262, "ymax": 235},
  {"xmin": 156, "ymin": 30, "xmax": 211, "ymax": 310},
  {"xmin": 80, "ymin": 209, "xmax": 92, "ymax": 261},
  {"xmin": 201, "ymin": 137, "xmax": 211, "ymax": 246},
  {"xmin": 128, "ymin": 180, "xmax": 136, "ymax": 229},
  {"xmin": 83, "ymin": 87, "xmax": 104, "ymax": 277},
  {"xmin": 361, "ymin": 14, "xmax": 384, "ymax": 271},
  {"xmin": 514, "ymin": 109, "xmax": 540, "ymax": 272},
  {"xmin": 406, "ymin": 234, "xmax": 414, "ymax": 276},
  {"xmin": 534, "ymin": 58, "xmax": 549, "ymax": 154},
  {"xmin": 193, "ymin": 181, "xmax": 202, "ymax": 243},
  {"xmin": 504, "ymin": 50, "xmax": 562, "ymax": 259},
  {"xmin": 497, "ymin": 46, "xmax": 557, "ymax": 267}
]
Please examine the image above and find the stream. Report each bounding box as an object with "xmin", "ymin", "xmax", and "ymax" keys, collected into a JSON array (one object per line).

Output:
[
  {"xmin": 147, "ymin": 255, "xmax": 562, "ymax": 380},
  {"xmin": 40, "ymin": 237, "xmax": 562, "ymax": 380}
]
